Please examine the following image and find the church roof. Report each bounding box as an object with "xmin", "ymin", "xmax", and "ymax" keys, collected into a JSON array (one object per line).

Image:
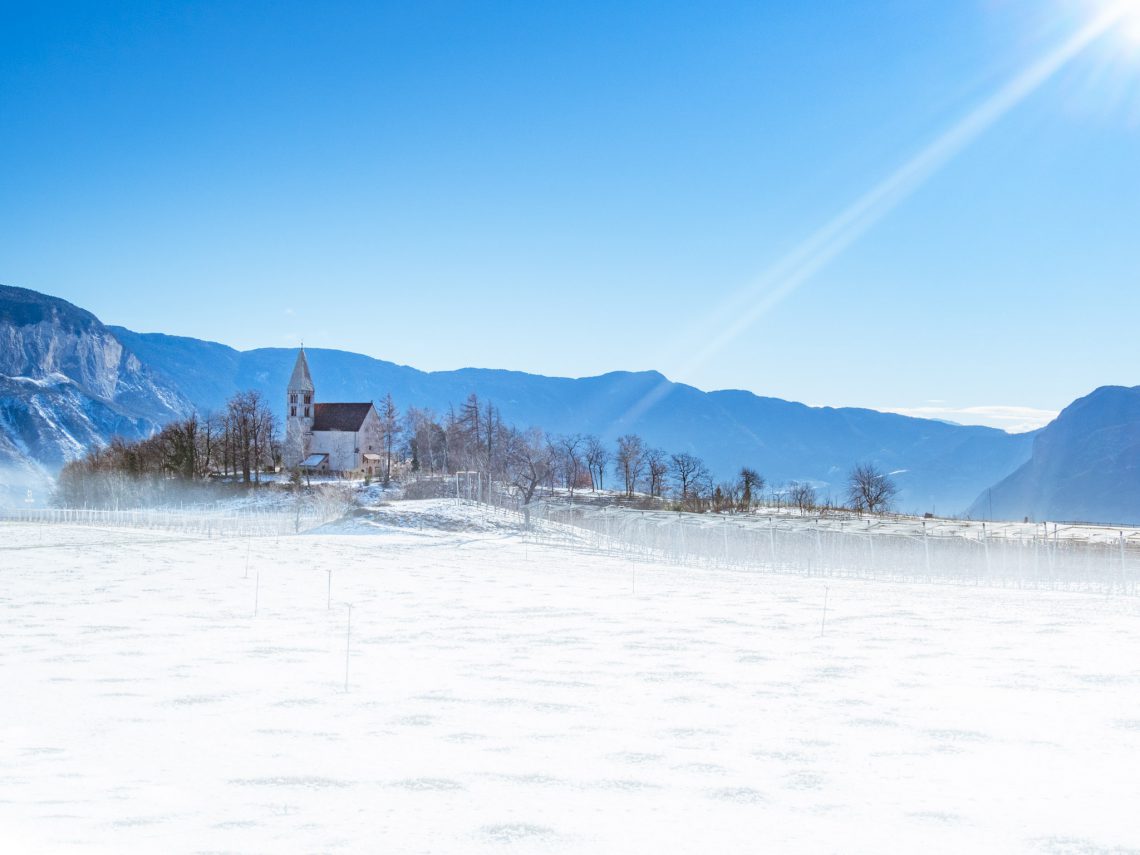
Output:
[
  {"xmin": 288, "ymin": 348, "xmax": 314, "ymax": 392},
  {"xmin": 312, "ymin": 402, "xmax": 374, "ymax": 432}
]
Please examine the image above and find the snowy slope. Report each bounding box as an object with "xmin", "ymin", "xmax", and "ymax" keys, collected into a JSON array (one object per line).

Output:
[{"xmin": 3, "ymin": 500, "xmax": 1139, "ymax": 853}]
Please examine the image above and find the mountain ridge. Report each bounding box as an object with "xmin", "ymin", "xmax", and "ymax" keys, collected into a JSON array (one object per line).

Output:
[
  {"xmin": 967, "ymin": 385, "xmax": 1140, "ymax": 525},
  {"xmin": 109, "ymin": 330, "xmax": 1035, "ymax": 514},
  {"xmin": 2, "ymin": 284, "xmax": 1038, "ymax": 513}
]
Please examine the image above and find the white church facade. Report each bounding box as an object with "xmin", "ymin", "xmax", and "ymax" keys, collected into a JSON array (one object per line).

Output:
[{"xmin": 283, "ymin": 348, "xmax": 384, "ymax": 475}]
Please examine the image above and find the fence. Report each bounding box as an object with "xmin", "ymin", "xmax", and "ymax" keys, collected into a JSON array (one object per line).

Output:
[
  {"xmin": 0, "ymin": 504, "xmax": 344, "ymax": 538},
  {"xmin": 513, "ymin": 499, "xmax": 1140, "ymax": 596}
]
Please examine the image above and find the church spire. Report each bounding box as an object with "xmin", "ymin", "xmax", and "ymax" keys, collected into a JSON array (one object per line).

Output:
[
  {"xmin": 289, "ymin": 346, "xmax": 314, "ymax": 393},
  {"xmin": 284, "ymin": 347, "xmax": 315, "ymax": 469}
]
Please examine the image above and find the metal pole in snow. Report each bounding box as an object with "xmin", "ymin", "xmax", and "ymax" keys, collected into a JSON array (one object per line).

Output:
[
  {"xmin": 1121, "ymin": 532, "xmax": 1127, "ymax": 594},
  {"xmin": 983, "ymin": 523, "xmax": 991, "ymax": 577},
  {"xmin": 923, "ymin": 522, "xmax": 931, "ymax": 578},
  {"xmin": 819, "ymin": 586, "xmax": 829, "ymax": 637},
  {"xmin": 254, "ymin": 571, "xmax": 260, "ymax": 617},
  {"xmin": 345, "ymin": 603, "xmax": 352, "ymax": 692},
  {"xmin": 769, "ymin": 517, "xmax": 776, "ymax": 569}
]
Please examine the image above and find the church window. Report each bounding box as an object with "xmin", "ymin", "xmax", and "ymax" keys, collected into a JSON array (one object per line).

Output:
[
  {"xmin": 304, "ymin": 406, "xmax": 310, "ymax": 417},
  {"xmin": 304, "ymin": 393, "xmax": 312, "ymax": 405},
  {"xmin": 290, "ymin": 406, "xmax": 296, "ymax": 417},
  {"xmin": 289, "ymin": 393, "xmax": 297, "ymax": 404}
]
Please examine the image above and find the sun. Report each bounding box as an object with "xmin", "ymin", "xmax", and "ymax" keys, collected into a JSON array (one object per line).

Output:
[
  {"xmin": 1112, "ymin": 0, "xmax": 1140, "ymax": 43},
  {"xmin": 1082, "ymin": 0, "xmax": 1140, "ymax": 53}
]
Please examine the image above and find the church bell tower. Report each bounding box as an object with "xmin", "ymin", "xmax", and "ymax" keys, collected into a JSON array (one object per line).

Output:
[{"xmin": 284, "ymin": 347, "xmax": 315, "ymax": 469}]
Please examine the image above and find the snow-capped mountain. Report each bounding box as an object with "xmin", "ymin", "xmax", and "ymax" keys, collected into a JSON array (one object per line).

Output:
[{"xmin": 0, "ymin": 285, "xmax": 193, "ymax": 501}]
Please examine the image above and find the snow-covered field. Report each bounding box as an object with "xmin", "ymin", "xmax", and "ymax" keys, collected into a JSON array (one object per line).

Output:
[{"xmin": 3, "ymin": 499, "xmax": 1139, "ymax": 853}]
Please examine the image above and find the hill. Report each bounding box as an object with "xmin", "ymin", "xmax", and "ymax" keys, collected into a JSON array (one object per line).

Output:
[{"xmin": 968, "ymin": 385, "xmax": 1140, "ymax": 525}]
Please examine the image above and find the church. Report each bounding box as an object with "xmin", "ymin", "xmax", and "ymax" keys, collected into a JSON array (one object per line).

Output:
[{"xmin": 283, "ymin": 348, "xmax": 384, "ymax": 476}]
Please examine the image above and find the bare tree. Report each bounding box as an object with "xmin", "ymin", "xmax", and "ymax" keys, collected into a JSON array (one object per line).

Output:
[
  {"xmin": 405, "ymin": 407, "xmax": 447, "ymax": 475},
  {"xmin": 583, "ymin": 435, "xmax": 610, "ymax": 492},
  {"xmin": 379, "ymin": 393, "xmax": 401, "ymax": 485},
  {"xmin": 201, "ymin": 412, "xmax": 221, "ymax": 478},
  {"xmin": 506, "ymin": 426, "xmax": 554, "ymax": 505},
  {"xmin": 645, "ymin": 447, "xmax": 669, "ymax": 498},
  {"xmin": 226, "ymin": 390, "xmax": 276, "ymax": 483},
  {"xmin": 788, "ymin": 481, "xmax": 817, "ymax": 514},
  {"xmin": 554, "ymin": 434, "xmax": 585, "ymax": 497},
  {"xmin": 614, "ymin": 434, "xmax": 646, "ymax": 498},
  {"xmin": 846, "ymin": 463, "xmax": 898, "ymax": 514},
  {"xmin": 483, "ymin": 399, "xmax": 501, "ymax": 474},
  {"xmin": 670, "ymin": 452, "xmax": 710, "ymax": 502},
  {"xmin": 459, "ymin": 393, "xmax": 483, "ymax": 469},
  {"xmin": 738, "ymin": 467, "xmax": 765, "ymax": 511},
  {"xmin": 713, "ymin": 481, "xmax": 740, "ymax": 513},
  {"xmin": 160, "ymin": 415, "xmax": 200, "ymax": 481}
]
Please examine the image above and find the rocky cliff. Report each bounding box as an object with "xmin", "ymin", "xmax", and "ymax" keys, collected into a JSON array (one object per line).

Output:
[{"xmin": 0, "ymin": 284, "xmax": 193, "ymax": 503}]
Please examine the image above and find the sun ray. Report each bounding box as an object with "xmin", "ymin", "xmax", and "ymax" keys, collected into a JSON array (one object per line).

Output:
[{"xmin": 613, "ymin": 4, "xmax": 1133, "ymax": 430}]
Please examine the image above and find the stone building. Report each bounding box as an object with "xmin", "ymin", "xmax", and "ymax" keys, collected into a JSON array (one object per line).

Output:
[{"xmin": 283, "ymin": 348, "xmax": 383, "ymax": 475}]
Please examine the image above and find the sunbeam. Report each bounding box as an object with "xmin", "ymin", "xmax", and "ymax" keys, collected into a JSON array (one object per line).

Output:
[{"xmin": 613, "ymin": 2, "xmax": 1135, "ymax": 430}]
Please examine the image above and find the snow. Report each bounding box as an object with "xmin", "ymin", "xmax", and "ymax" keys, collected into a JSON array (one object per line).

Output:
[
  {"xmin": 3, "ymin": 499, "xmax": 1139, "ymax": 853},
  {"xmin": 8, "ymin": 373, "xmax": 74, "ymax": 389}
]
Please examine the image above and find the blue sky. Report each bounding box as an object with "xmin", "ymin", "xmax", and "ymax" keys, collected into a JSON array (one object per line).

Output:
[{"xmin": 2, "ymin": 1, "xmax": 1138, "ymax": 431}]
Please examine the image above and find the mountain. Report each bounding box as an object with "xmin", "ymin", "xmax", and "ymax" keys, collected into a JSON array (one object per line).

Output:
[
  {"xmin": 109, "ymin": 329, "xmax": 1035, "ymax": 514},
  {"xmin": 0, "ymin": 285, "xmax": 193, "ymax": 503},
  {"xmin": 0, "ymin": 284, "xmax": 1039, "ymax": 513},
  {"xmin": 968, "ymin": 386, "xmax": 1140, "ymax": 525}
]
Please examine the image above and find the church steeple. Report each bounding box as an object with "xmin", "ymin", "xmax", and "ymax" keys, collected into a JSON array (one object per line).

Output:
[
  {"xmin": 284, "ymin": 347, "xmax": 315, "ymax": 469},
  {"xmin": 288, "ymin": 347, "xmax": 314, "ymax": 394}
]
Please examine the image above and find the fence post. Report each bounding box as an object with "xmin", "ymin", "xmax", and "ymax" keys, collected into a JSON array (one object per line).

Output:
[
  {"xmin": 983, "ymin": 523, "xmax": 991, "ymax": 580},
  {"xmin": 1121, "ymin": 532, "xmax": 1128, "ymax": 595}
]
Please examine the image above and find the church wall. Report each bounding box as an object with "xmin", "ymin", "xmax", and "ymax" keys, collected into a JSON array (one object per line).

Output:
[
  {"xmin": 308, "ymin": 430, "xmax": 359, "ymax": 472},
  {"xmin": 359, "ymin": 409, "xmax": 383, "ymax": 456}
]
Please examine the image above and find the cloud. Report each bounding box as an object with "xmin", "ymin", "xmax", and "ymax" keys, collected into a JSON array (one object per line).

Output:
[{"xmin": 885, "ymin": 404, "xmax": 1059, "ymax": 433}]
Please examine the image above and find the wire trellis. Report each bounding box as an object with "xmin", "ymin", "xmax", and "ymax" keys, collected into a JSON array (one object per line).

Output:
[{"xmin": 512, "ymin": 499, "xmax": 1139, "ymax": 596}]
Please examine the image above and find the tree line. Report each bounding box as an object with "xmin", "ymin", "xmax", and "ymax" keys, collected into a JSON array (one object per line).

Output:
[
  {"xmin": 401, "ymin": 393, "xmax": 898, "ymax": 514},
  {"xmin": 56, "ymin": 387, "xmax": 898, "ymax": 515},
  {"xmin": 55, "ymin": 390, "xmax": 278, "ymax": 507}
]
